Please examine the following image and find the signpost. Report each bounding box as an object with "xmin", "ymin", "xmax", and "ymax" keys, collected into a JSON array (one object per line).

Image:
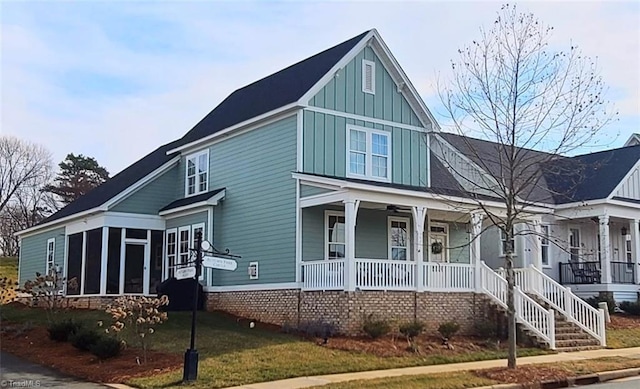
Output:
[
  {"xmin": 202, "ymin": 256, "xmax": 237, "ymax": 271},
  {"xmin": 182, "ymin": 231, "xmax": 241, "ymax": 383},
  {"xmin": 175, "ymin": 266, "xmax": 197, "ymax": 280}
]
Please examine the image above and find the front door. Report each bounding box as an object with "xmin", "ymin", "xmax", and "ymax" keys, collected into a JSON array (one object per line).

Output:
[
  {"xmin": 122, "ymin": 242, "xmax": 149, "ymax": 294},
  {"xmin": 427, "ymin": 222, "xmax": 449, "ymax": 263}
]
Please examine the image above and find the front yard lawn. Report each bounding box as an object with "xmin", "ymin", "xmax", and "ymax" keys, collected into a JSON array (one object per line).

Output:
[
  {"xmin": 606, "ymin": 314, "xmax": 640, "ymax": 348},
  {"xmin": 1, "ymin": 305, "xmax": 546, "ymax": 389}
]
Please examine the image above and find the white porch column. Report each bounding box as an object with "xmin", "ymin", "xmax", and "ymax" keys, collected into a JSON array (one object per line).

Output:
[
  {"xmin": 99, "ymin": 227, "xmax": 109, "ymax": 295},
  {"xmin": 470, "ymin": 212, "xmax": 484, "ymax": 291},
  {"xmin": 344, "ymin": 199, "xmax": 360, "ymax": 292},
  {"xmin": 599, "ymin": 215, "xmax": 612, "ymax": 284},
  {"xmin": 531, "ymin": 219, "xmax": 543, "ymax": 270},
  {"xmin": 412, "ymin": 206, "xmax": 427, "ymax": 292},
  {"xmin": 631, "ymin": 219, "xmax": 640, "ymax": 285}
]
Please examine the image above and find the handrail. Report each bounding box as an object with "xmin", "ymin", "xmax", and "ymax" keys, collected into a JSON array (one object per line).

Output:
[
  {"xmin": 521, "ymin": 266, "xmax": 606, "ymax": 346},
  {"xmin": 479, "ymin": 262, "xmax": 555, "ymax": 349}
]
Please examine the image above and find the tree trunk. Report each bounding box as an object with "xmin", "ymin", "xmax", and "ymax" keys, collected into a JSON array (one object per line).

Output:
[{"xmin": 506, "ymin": 252, "xmax": 517, "ymax": 368}]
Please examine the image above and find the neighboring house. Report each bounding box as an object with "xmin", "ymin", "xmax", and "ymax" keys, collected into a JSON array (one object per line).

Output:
[
  {"xmin": 625, "ymin": 133, "xmax": 640, "ymax": 147},
  {"xmin": 17, "ymin": 29, "xmax": 639, "ymax": 350}
]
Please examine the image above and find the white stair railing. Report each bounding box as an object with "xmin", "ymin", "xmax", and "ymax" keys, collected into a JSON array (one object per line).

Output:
[
  {"xmin": 515, "ymin": 266, "xmax": 606, "ymax": 347},
  {"xmin": 479, "ymin": 261, "xmax": 556, "ymax": 349}
]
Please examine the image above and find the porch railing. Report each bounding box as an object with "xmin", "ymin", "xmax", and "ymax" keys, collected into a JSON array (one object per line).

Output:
[
  {"xmin": 559, "ymin": 261, "xmax": 635, "ymax": 284},
  {"xmin": 479, "ymin": 262, "xmax": 555, "ymax": 349},
  {"xmin": 355, "ymin": 259, "xmax": 416, "ymax": 290},
  {"xmin": 424, "ymin": 262, "xmax": 475, "ymax": 291},
  {"xmin": 301, "ymin": 259, "xmax": 345, "ymax": 290},
  {"xmin": 513, "ymin": 266, "xmax": 606, "ymax": 346}
]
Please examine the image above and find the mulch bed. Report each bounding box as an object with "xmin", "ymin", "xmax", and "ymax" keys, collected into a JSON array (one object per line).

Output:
[
  {"xmin": 0, "ymin": 325, "xmax": 182, "ymax": 383},
  {"xmin": 607, "ymin": 314, "xmax": 640, "ymax": 330},
  {"xmin": 474, "ymin": 365, "xmax": 570, "ymax": 386}
]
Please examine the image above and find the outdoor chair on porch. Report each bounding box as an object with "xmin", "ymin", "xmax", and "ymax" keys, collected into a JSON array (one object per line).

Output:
[{"xmin": 568, "ymin": 260, "xmax": 601, "ymax": 284}]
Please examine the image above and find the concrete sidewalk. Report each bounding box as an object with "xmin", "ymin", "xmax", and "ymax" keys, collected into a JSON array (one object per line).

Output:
[{"xmin": 225, "ymin": 347, "xmax": 640, "ymax": 389}]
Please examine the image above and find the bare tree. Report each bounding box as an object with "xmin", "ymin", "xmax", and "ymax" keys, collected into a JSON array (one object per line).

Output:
[
  {"xmin": 0, "ymin": 136, "xmax": 53, "ymax": 213},
  {"xmin": 436, "ymin": 4, "xmax": 614, "ymax": 368},
  {"xmin": 0, "ymin": 136, "xmax": 54, "ymax": 256}
]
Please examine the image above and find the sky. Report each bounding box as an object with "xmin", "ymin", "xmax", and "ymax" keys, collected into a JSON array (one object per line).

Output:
[{"xmin": 2, "ymin": 1, "xmax": 639, "ymax": 175}]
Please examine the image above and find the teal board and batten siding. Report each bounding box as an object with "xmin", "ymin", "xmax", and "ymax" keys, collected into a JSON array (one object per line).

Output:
[
  {"xmin": 303, "ymin": 111, "xmax": 428, "ymax": 187},
  {"xmin": 309, "ymin": 46, "xmax": 422, "ymax": 127},
  {"xmin": 110, "ymin": 165, "xmax": 180, "ymax": 214},
  {"xmin": 211, "ymin": 116, "xmax": 297, "ymax": 286},
  {"xmin": 165, "ymin": 211, "xmax": 209, "ymax": 231},
  {"xmin": 18, "ymin": 227, "xmax": 65, "ymax": 285},
  {"xmin": 447, "ymin": 223, "xmax": 470, "ymax": 264}
]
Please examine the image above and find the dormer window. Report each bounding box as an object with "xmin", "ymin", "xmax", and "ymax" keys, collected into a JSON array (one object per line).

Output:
[
  {"xmin": 362, "ymin": 59, "xmax": 375, "ymax": 94},
  {"xmin": 185, "ymin": 150, "xmax": 209, "ymax": 196}
]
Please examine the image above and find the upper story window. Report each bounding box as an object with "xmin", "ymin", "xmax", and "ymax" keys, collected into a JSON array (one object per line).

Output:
[
  {"xmin": 347, "ymin": 125, "xmax": 391, "ymax": 182},
  {"xmin": 185, "ymin": 150, "xmax": 209, "ymax": 196},
  {"xmin": 362, "ymin": 59, "xmax": 375, "ymax": 94}
]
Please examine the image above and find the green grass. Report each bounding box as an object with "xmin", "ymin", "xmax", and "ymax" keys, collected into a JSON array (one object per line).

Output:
[
  {"xmin": 319, "ymin": 372, "xmax": 496, "ymax": 389},
  {"xmin": 1, "ymin": 305, "xmax": 547, "ymax": 389},
  {"xmin": 607, "ymin": 328, "xmax": 640, "ymax": 348},
  {"xmin": 0, "ymin": 257, "xmax": 18, "ymax": 280}
]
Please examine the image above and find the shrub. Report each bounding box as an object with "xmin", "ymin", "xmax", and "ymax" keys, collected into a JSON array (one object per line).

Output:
[
  {"xmin": 399, "ymin": 321, "xmax": 425, "ymax": 340},
  {"xmin": 619, "ymin": 301, "xmax": 640, "ymax": 316},
  {"xmin": 47, "ymin": 319, "xmax": 83, "ymax": 342},
  {"xmin": 70, "ymin": 329, "xmax": 102, "ymax": 351},
  {"xmin": 362, "ymin": 314, "xmax": 391, "ymax": 339},
  {"xmin": 298, "ymin": 320, "xmax": 338, "ymax": 340},
  {"xmin": 20, "ymin": 271, "xmax": 69, "ymax": 323},
  {"xmin": 438, "ymin": 321, "xmax": 461, "ymax": 340},
  {"xmin": 89, "ymin": 336, "xmax": 122, "ymax": 360},
  {"xmin": 475, "ymin": 320, "xmax": 498, "ymax": 339},
  {"xmin": 584, "ymin": 295, "xmax": 616, "ymax": 314}
]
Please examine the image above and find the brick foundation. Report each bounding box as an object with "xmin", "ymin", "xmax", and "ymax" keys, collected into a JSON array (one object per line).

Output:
[{"xmin": 207, "ymin": 289, "xmax": 491, "ymax": 336}]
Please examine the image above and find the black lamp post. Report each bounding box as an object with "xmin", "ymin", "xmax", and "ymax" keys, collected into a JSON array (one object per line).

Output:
[{"xmin": 183, "ymin": 231, "xmax": 203, "ymax": 382}]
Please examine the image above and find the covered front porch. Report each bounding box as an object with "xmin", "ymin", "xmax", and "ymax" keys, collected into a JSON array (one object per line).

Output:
[{"xmin": 295, "ymin": 176, "xmax": 546, "ymax": 293}]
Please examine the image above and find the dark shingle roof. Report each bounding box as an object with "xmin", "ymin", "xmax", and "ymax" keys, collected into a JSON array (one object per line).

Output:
[
  {"xmin": 438, "ymin": 132, "xmax": 640, "ymax": 204},
  {"xmin": 159, "ymin": 188, "xmax": 225, "ymax": 212},
  {"xmin": 179, "ymin": 30, "xmax": 370, "ymax": 145},
  {"xmin": 35, "ymin": 31, "xmax": 370, "ymax": 228},
  {"xmin": 41, "ymin": 140, "xmax": 182, "ymax": 225}
]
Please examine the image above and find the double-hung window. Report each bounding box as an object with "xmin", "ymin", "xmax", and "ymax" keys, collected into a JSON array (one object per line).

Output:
[
  {"xmin": 389, "ymin": 217, "xmax": 410, "ymax": 260},
  {"xmin": 500, "ymin": 228, "xmax": 515, "ymax": 256},
  {"xmin": 347, "ymin": 125, "xmax": 391, "ymax": 181},
  {"xmin": 541, "ymin": 225, "xmax": 550, "ymax": 267},
  {"xmin": 626, "ymin": 235, "xmax": 633, "ymax": 271},
  {"xmin": 166, "ymin": 229, "xmax": 177, "ymax": 278},
  {"xmin": 46, "ymin": 238, "xmax": 55, "ymax": 275},
  {"xmin": 186, "ymin": 150, "xmax": 209, "ymax": 196},
  {"xmin": 326, "ymin": 212, "xmax": 345, "ymax": 260}
]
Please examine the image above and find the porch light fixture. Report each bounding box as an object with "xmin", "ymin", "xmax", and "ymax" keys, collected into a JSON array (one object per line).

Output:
[{"xmin": 621, "ymin": 226, "xmax": 628, "ymax": 236}]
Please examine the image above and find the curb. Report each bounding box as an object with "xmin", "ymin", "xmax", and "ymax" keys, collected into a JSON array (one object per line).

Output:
[{"xmin": 474, "ymin": 367, "xmax": 640, "ymax": 389}]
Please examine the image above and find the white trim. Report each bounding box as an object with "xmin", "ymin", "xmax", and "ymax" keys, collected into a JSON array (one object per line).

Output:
[
  {"xmin": 325, "ymin": 210, "xmax": 346, "ymax": 261},
  {"xmin": 305, "ymin": 106, "xmax": 427, "ymax": 133},
  {"xmin": 296, "ymin": 109, "xmax": 303, "ymax": 172},
  {"xmin": 158, "ymin": 189, "xmax": 225, "ymax": 216},
  {"xmin": 17, "ymin": 208, "xmax": 102, "ymax": 237},
  {"xmin": 105, "ymin": 156, "xmax": 180, "ymax": 209},
  {"xmin": 99, "ymin": 227, "xmax": 108, "ymax": 294},
  {"xmin": 608, "ymin": 159, "xmax": 640, "ymax": 200},
  {"xmin": 248, "ymin": 262, "xmax": 259, "ymax": 280},
  {"xmin": 66, "ymin": 212, "xmax": 166, "ymax": 235},
  {"xmin": 184, "ymin": 149, "xmax": 210, "ymax": 197},
  {"xmin": 346, "ymin": 124, "xmax": 392, "ymax": 182},
  {"xmin": 388, "ymin": 216, "xmax": 411, "ymax": 261},
  {"xmin": 295, "ymin": 179, "xmax": 302, "ymax": 283},
  {"xmin": 203, "ymin": 282, "xmax": 301, "ymax": 292},
  {"xmin": 362, "ymin": 59, "xmax": 375, "ymax": 94},
  {"xmin": 119, "ymin": 228, "xmax": 126, "ymax": 295},
  {"xmin": 300, "ymin": 181, "xmax": 342, "ymax": 192},
  {"xmin": 300, "ymin": 191, "xmax": 348, "ymax": 208},
  {"xmin": 167, "ymin": 104, "xmax": 300, "ymax": 155},
  {"xmin": 63, "ymin": 233, "xmax": 69, "ymax": 294},
  {"xmin": 207, "ymin": 207, "xmax": 214, "ymax": 286},
  {"xmin": 426, "ymin": 133, "xmax": 431, "ymax": 187},
  {"xmin": 624, "ymin": 134, "xmax": 640, "ymax": 147},
  {"xmin": 568, "ymin": 225, "xmax": 582, "ymax": 262}
]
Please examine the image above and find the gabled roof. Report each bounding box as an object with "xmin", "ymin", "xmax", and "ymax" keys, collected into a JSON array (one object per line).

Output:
[
  {"xmin": 178, "ymin": 30, "xmax": 371, "ymax": 146},
  {"xmin": 35, "ymin": 140, "xmax": 181, "ymax": 227},
  {"xmin": 438, "ymin": 132, "xmax": 640, "ymax": 205}
]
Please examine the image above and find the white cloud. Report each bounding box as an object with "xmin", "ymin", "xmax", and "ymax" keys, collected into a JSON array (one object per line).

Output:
[{"xmin": 1, "ymin": 1, "xmax": 638, "ymax": 174}]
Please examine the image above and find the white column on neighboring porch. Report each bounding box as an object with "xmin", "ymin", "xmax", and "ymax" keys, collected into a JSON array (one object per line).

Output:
[
  {"xmin": 470, "ymin": 212, "xmax": 484, "ymax": 291},
  {"xmin": 630, "ymin": 219, "xmax": 640, "ymax": 285},
  {"xmin": 599, "ymin": 215, "xmax": 612, "ymax": 284},
  {"xmin": 412, "ymin": 206, "xmax": 427, "ymax": 292},
  {"xmin": 344, "ymin": 199, "xmax": 360, "ymax": 292},
  {"xmin": 531, "ymin": 219, "xmax": 543, "ymax": 270}
]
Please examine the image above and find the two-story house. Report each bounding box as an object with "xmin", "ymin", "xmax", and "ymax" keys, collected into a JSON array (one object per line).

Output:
[{"xmin": 17, "ymin": 29, "xmax": 640, "ymax": 350}]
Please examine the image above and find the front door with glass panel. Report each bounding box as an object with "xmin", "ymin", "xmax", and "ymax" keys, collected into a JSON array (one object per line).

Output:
[{"xmin": 427, "ymin": 223, "xmax": 448, "ymax": 262}]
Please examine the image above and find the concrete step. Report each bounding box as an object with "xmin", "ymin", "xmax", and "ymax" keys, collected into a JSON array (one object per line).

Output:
[
  {"xmin": 555, "ymin": 345, "xmax": 603, "ymax": 352},
  {"xmin": 555, "ymin": 338, "xmax": 602, "ymax": 348},
  {"xmin": 555, "ymin": 332, "xmax": 596, "ymax": 341}
]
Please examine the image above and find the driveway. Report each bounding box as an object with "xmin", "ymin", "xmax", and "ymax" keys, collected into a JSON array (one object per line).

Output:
[{"xmin": 0, "ymin": 351, "xmax": 108, "ymax": 388}]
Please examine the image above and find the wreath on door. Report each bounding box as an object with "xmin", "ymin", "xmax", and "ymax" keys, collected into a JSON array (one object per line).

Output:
[{"xmin": 431, "ymin": 241, "xmax": 444, "ymax": 254}]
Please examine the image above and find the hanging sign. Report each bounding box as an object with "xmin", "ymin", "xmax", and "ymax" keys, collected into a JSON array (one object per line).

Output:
[
  {"xmin": 175, "ymin": 266, "xmax": 197, "ymax": 280},
  {"xmin": 202, "ymin": 255, "xmax": 238, "ymax": 271}
]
